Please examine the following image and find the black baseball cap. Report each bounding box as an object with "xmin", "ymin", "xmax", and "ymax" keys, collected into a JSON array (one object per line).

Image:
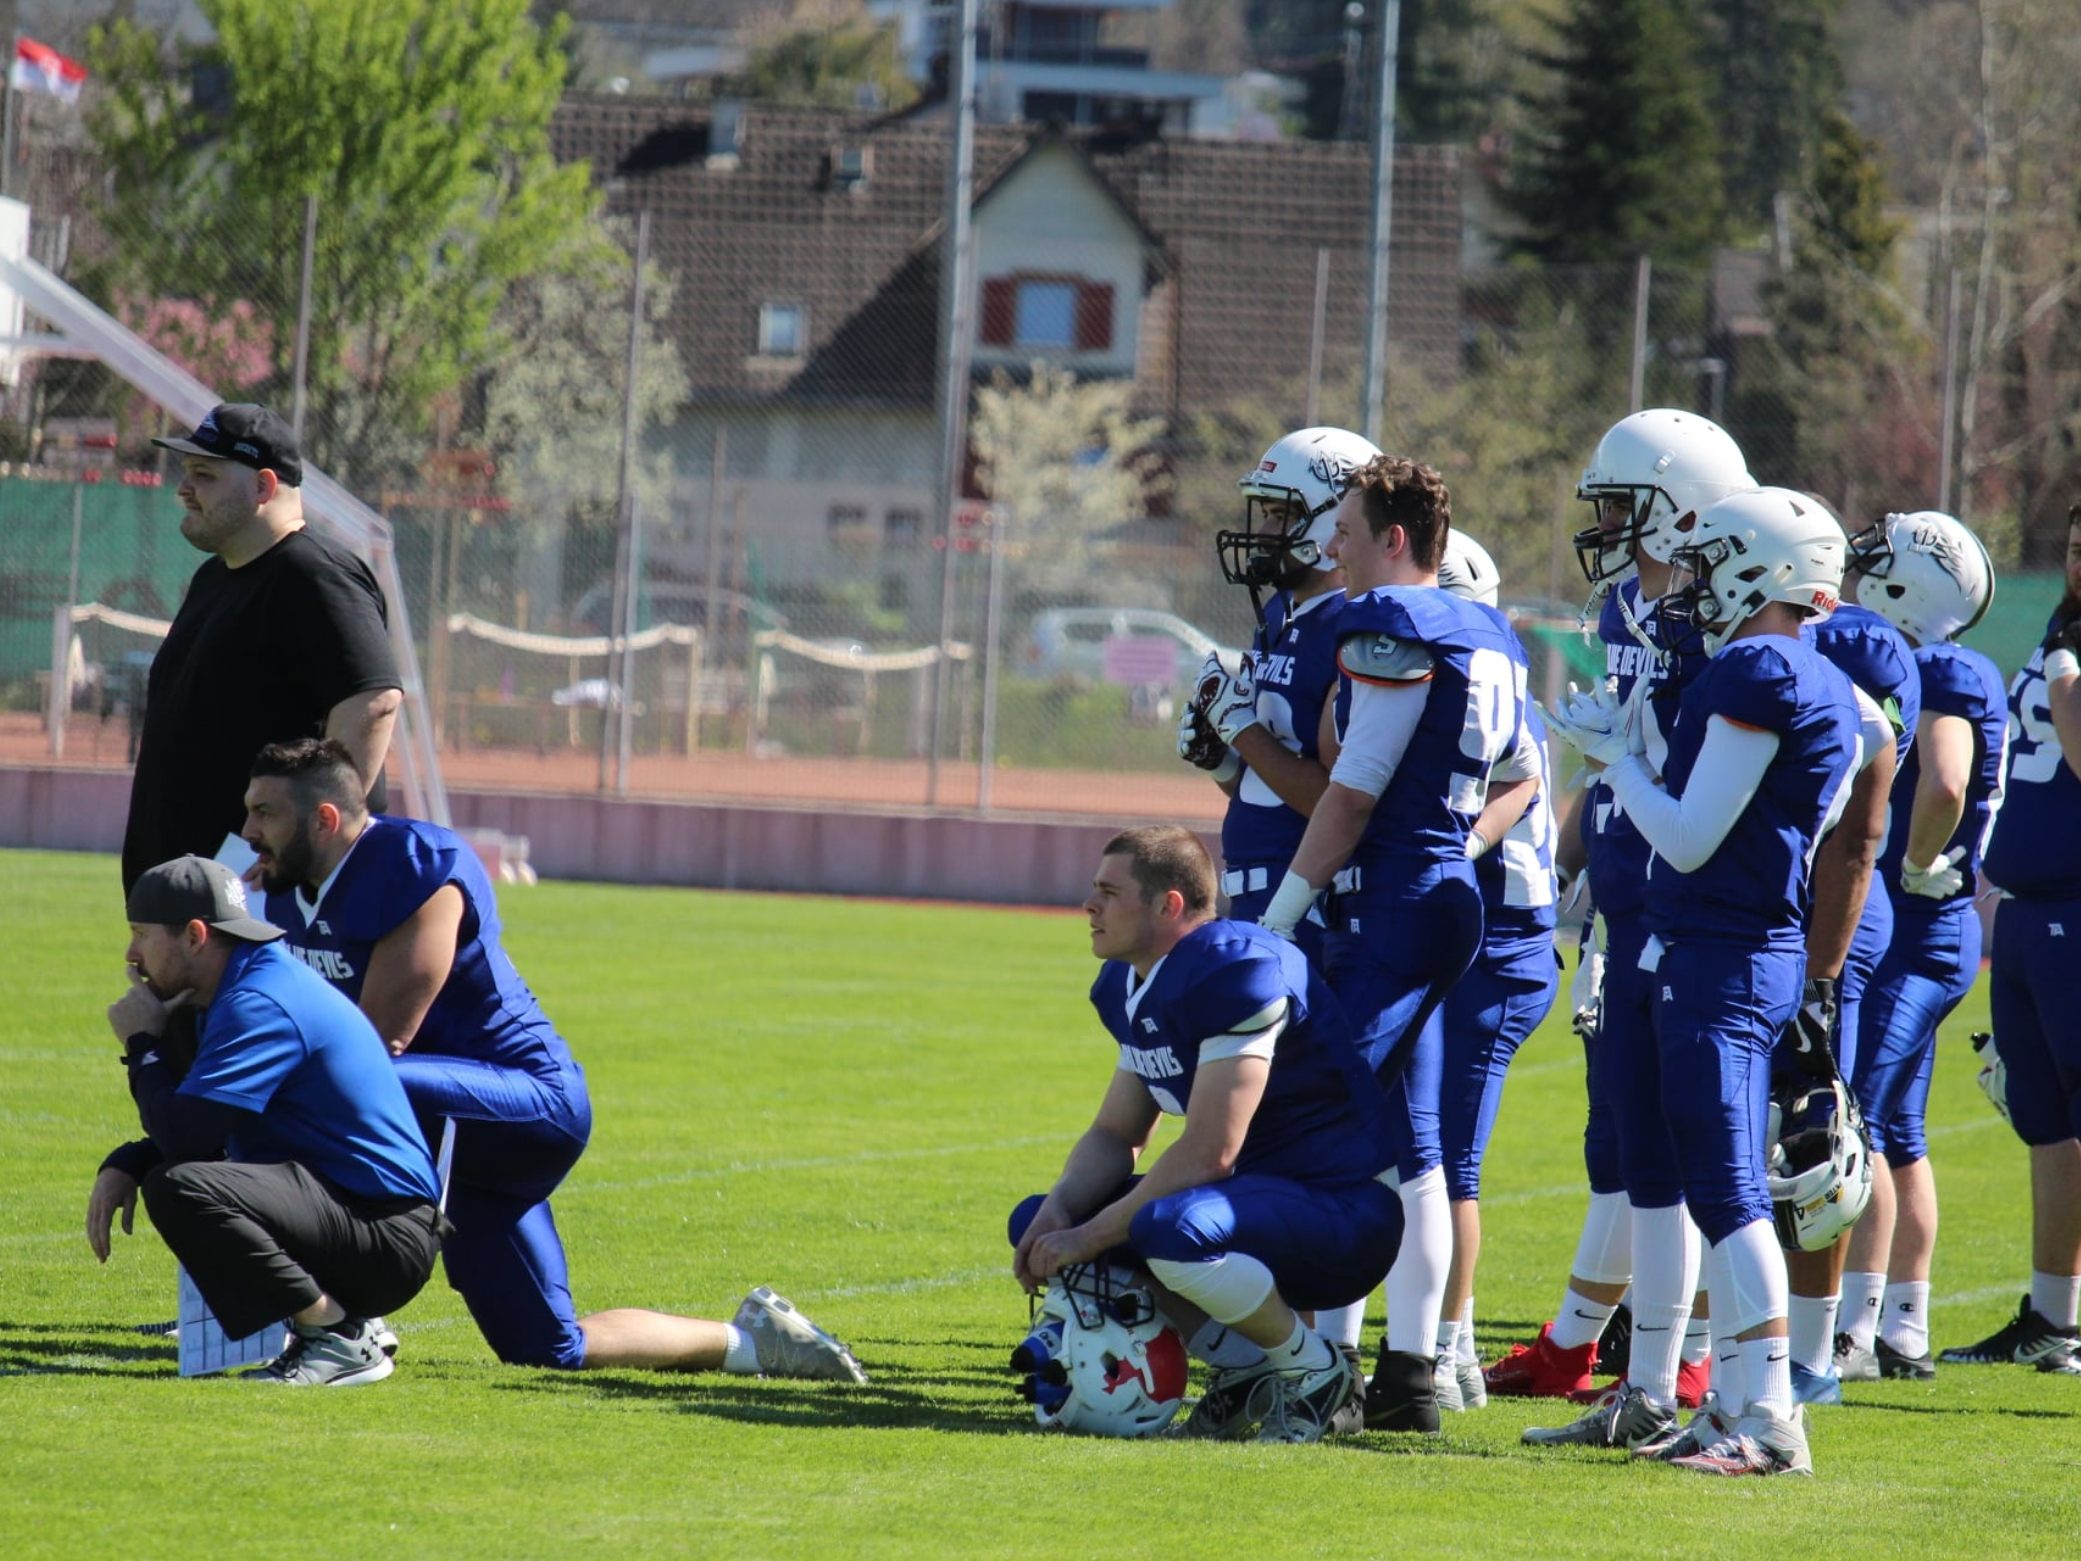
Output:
[
  {"xmin": 151, "ymin": 403, "xmax": 303, "ymax": 487},
  {"xmin": 126, "ymin": 855, "xmax": 284, "ymax": 943}
]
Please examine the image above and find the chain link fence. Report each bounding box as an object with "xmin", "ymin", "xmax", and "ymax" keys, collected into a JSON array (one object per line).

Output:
[{"xmin": 1, "ymin": 109, "xmax": 2066, "ymax": 822}]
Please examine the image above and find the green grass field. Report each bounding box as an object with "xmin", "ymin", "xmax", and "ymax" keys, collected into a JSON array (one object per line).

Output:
[{"xmin": 3, "ymin": 848, "xmax": 2076, "ymax": 1558}]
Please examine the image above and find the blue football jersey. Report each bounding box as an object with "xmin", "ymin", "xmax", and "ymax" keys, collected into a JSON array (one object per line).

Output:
[
  {"xmin": 265, "ymin": 816, "xmax": 577, "ymax": 1077},
  {"xmin": 1088, "ymin": 920, "xmax": 1393, "ymax": 1184},
  {"xmin": 1475, "ymin": 606, "xmax": 1557, "ymax": 942},
  {"xmin": 1984, "ymin": 625, "xmax": 2081, "ymax": 899},
  {"xmin": 1645, "ymin": 637, "xmax": 1861, "ymax": 947},
  {"xmin": 1805, "ymin": 604, "xmax": 1920, "ymax": 767},
  {"xmin": 1877, "ymin": 640, "xmax": 2008, "ymax": 906},
  {"xmin": 1220, "ymin": 587, "xmax": 1346, "ymax": 872},
  {"xmin": 1584, "ymin": 577, "xmax": 1709, "ymax": 921},
  {"xmin": 1331, "ymin": 586, "xmax": 1529, "ymax": 872}
]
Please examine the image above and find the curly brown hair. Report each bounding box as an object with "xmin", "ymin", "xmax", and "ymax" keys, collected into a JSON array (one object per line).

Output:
[{"xmin": 1348, "ymin": 454, "xmax": 1453, "ymax": 571}]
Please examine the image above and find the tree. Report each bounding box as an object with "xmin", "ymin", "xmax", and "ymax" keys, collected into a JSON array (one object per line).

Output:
[
  {"xmin": 732, "ymin": 0, "xmax": 918, "ymax": 112},
  {"xmin": 481, "ymin": 224, "xmax": 691, "ymax": 625},
  {"xmin": 1502, "ymin": 0, "xmax": 1728, "ymax": 266},
  {"xmin": 1703, "ymin": 0, "xmax": 1842, "ymax": 230},
  {"xmin": 83, "ymin": 0, "xmax": 596, "ymax": 484},
  {"xmin": 970, "ymin": 364, "xmax": 1170, "ymax": 602}
]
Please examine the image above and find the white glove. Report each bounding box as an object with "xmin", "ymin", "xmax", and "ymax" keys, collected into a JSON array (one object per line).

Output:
[
  {"xmin": 1539, "ymin": 681, "xmax": 1629, "ymax": 770},
  {"xmin": 1570, "ymin": 914, "xmax": 1606, "ymax": 1039},
  {"xmin": 1901, "ymin": 849, "xmax": 1966, "ymax": 900},
  {"xmin": 1259, "ymin": 870, "xmax": 1316, "ymax": 940},
  {"xmin": 1971, "ymin": 1031, "xmax": 2010, "ymax": 1122},
  {"xmin": 1193, "ymin": 648, "xmax": 1244, "ymax": 714},
  {"xmin": 1208, "ymin": 659, "xmax": 1261, "ymax": 744}
]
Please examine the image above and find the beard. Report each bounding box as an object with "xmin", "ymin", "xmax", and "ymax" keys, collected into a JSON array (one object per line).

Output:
[{"xmin": 255, "ymin": 819, "xmax": 319, "ymax": 895}]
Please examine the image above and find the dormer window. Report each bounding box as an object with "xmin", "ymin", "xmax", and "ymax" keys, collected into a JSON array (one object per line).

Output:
[
  {"xmin": 758, "ymin": 302, "xmax": 806, "ymax": 358},
  {"xmin": 980, "ymin": 275, "xmax": 1115, "ymax": 351}
]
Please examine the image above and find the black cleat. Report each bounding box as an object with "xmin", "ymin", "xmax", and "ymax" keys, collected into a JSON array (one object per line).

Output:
[
  {"xmin": 1363, "ymin": 1347, "xmax": 1441, "ymax": 1434},
  {"xmin": 1598, "ymin": 1302, "xmax": 1634, "ymax": 1380},
  {"xmin": 1936, "ymin": 1293, "xmax": 2079, "ymax": 1370},
  {"xmin": 1875, "ymin": 1336, "xmax": 1936, "ymax": 1380}
]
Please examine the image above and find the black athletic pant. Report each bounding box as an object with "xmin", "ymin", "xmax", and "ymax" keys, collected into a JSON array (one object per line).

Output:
[{"xmin": 141, "ymin": 1160, "xmax": 443, "ymax": 1339}]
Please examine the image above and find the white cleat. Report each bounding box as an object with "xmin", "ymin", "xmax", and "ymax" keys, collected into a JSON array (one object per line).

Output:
[{"xmin": 733, "ymin": 1286, "xmax": 869, "ymax": 1384}]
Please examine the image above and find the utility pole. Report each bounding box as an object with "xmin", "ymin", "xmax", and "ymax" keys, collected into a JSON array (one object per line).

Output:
[{"xmin": 1357, "ymin": 0, "xmax": 1400, "ymax": 447}]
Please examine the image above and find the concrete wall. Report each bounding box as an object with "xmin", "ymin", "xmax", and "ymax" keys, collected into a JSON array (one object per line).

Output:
[{"xmin": 0, "ymin": 764, "xmax": 1204, "ymax": 909}]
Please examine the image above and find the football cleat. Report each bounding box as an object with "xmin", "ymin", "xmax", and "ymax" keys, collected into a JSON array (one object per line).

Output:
[
  {"xmin": 1597, "ymin": 1303, "xmax": 1633, "ymax": 1380},
  {"xmin": 1364, "ymin": 1348, "xmax": 1441, "ymax": 1434},
  {"xmin": 1633, "ymin": 1392, "xmax": 1732, "ymax": 1462},
  {"xmin": 1252, "ymin": 1347, "xmax": 1363, "ymax": 1445},
  {"xmin": 1485, "ymin": 1322, "xmax": 1597, "ymax": 1399},
  {"xmin": 1676, "ymin": 1355, "xmax": 1710, "ymax": 1409},
  {"xmin": 1937, "ymin": 1294, "xmax": 2079, "ymax": 1369},
  {"xmin": 1326, "ymin": 1345, "xmax": 1366, "ymax": 1436},
  {"xmin": 1833, "ymin": 1332, "xmax": 1879, "ymax": 1382},
  {"xmin": 1521, "ymin": 1384, "xmax": 1675, "ymax": 1450},
  {"xmin": 1789, "ymin": 1360, "xmax": 1843, "ymax": 1406},
  {"xmin": 1669, "ymin": 1405, "xmax": 1814, "ymax": 1478},
  {"xmin": 1434, "ymin": 1347, "xmax": 1465, "ymax": 1413},
  {"xmin": 1177, "ymin": 1357, "xmax": 1277, "ymax": 1440},
  {"xmin": 734, "ymin": 1286, "xmax": 869, "ymax": 1384},
  {"xmin": 1875, "ymin": 1336, "xmax": 1936, "ymax": 1380},
  {"xmin": 1456, "ymin": 1356, "xmax": 1487, "ymax": 1410}
]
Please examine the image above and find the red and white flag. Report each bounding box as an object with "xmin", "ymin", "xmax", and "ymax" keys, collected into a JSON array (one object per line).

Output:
[{"xmin": 11, "ymin": 38, "xmax": 87, "ymax": 104}]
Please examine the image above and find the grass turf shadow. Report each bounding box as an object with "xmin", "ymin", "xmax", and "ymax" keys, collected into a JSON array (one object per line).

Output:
[{"xmin": 0, "ymin": 1322, "xmax": 177, "ymax": 1376}]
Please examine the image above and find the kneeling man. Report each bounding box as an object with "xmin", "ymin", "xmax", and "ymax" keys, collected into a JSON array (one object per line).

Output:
[{"xmin": 1011, "ymin": 826, "xmax": 1402, "ymax": 1442}]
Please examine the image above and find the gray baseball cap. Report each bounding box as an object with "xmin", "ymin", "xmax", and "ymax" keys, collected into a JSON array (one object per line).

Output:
[{"xmin": 126, "ymin": 855, "xmax": 284, "ymax": 942}]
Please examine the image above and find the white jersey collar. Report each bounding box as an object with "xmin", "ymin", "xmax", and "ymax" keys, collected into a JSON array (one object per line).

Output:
[{"xmin": 296, "ymin": 818, "xmax": 377, "ymax": 926}]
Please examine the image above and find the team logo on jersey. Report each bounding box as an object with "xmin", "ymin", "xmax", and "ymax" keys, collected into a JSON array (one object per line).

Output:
[
  {"xmin": 314, "ymin": 920, "xmax": 332, "ymax": 936},
  {"xmin": 1259, "ymin": 652, "xmax": 1296, "ymax": 687},
  {"xmin": 2054, "ymin": 924, "xmax": 2067, "ymax": 938},
  {"xmin": 288, "ymin": 944, "xmax": 357, "ymax": 982},
  {"xmin": 1141, "ymin": 1017, "xmax": 1159, "ymax": 1034},
  {"xmin": 1119, "ymin": 1043, "xmax": 1184, "ymax": 1081}
]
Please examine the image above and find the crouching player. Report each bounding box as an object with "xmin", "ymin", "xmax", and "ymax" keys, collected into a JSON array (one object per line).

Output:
[
  {"xmin": 1544, "ymin": 488, "xmax": 1860, "ymax": 1475},
  {"xmin": 1010, "ymin": 826, "xmax": 1402, "ymax": 1443},
  {"xmin": 241, "ymin": 739, "xmax": 865, "ymax": 1383}
]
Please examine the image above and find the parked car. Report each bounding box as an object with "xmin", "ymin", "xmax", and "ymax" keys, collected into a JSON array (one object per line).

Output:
[{"xmin": 1023, "ymin": 607, "xmax": 1232, "ymax": 687}]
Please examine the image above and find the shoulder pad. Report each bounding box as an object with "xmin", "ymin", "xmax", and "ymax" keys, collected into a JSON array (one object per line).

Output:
[{"xmin": 1338, "ymin": 633, "xmax": 1436, "ymax": 684}]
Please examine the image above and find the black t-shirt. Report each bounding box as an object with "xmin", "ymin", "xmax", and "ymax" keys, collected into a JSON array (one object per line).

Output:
[{"xmin": 121, "ymin": 528, "xmax": 400, "ymax": 891}]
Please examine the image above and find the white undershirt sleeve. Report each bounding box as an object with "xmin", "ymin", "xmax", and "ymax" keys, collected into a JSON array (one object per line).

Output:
[
  {"xmin": 1199, "ymin": 997, "xmax": 1290, "ymax": 1065},
  {"xmin": 1327, "ymin": 678, "xmax": 1429, "ymax": 798},
  {"xmin": 1600, "ymin": 714, "xmax": 1781, "ymax": 873}
]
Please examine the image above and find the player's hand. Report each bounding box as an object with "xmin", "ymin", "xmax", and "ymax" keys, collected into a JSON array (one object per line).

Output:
[
  {"xmin": 2041, "ymin": 615, "xmax": 2081, "ymax": 660},
  {"xmin": 1901, "ymin": 849, "xmax": 1965, "ymax": 900},
  {"xmin": 1176, "ymin": 704, "xmax": 1230, "ymax": 772},
  {"xmin": 1207, "ymin": 659, "xmax": 1260, "ymax": 744},
  {"xmin": 86, "ymin": 1167, "xmax": 139, "ymax": 1263},
  {"xmin": 1570, "ymin": 921, "xmax": 1606, "ymax": 1040},
  {"xmin": 1012, "ymin": 1201, "xmax": 1073, "ymax": 1294},
  {"xmin": 1970, "ymin": 1031, "xmax": 2010, "ymax": 1121},
  {"xmin": 1539, "ymin": 682, "xmax": 1628, "ymax": 771},
  {"xmin": 107, "ymin": 969, "xmax": 190, "ymax": 1043},
  {"xmin": 1024, "ymin": 1223, "xmax": 1107, "ymax": 1287},
  {"xmin": 1192, "ymin": 648, "xmax": 1242, "ymax": 712},
  {"xmin": 1781, "ymin": 976, "xmax": 1842, "ymax": 1081}
]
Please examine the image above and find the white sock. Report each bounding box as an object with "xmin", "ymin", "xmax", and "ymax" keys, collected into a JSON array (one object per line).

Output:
[
  {"xmin": 1189, "ymin": 1319, "xmax": 1267, "ymax": 1369},
  {"xmin": 1882, "ymin": 1280, "xmax": 1932, "ymax": 1356},
  {"xmin": 1787, "ymin": 1293, "xmax": 1840, "ymax": 1378},
  {"xmin": 1312, "ymin": 1300, "xmax": 1367, "ymax": 1350},
  {"xmin": 722, "ymin": 1324, "xmax": 759, "ymax": 1374},
  {"xmin": 1268, "ymin": 1316, "xmax": 1333, "ymax": 1374},
  {"xmin": 1386, "ymin": 1167, "xmax": 1450, "ymax": 1358},
  {"xmin": 1437, "ymin": 1316, "xmax": 1462, "ymax": 1363},
  {"xmin": 1681, "ymin": 1313, "xmax": 1711, "ymax": 1368},
  {"xmin": 1627, "ymin": 1203, "xmax": 1700, "ymax": 1408},
  {"xmin": 1549, "ymin": 1286, "xmax": 1614, "ymax": 1351},
  {"xmin": 1457, "ymin": 1297, "xmax": 1478, "ymax": 1366},
  {"xmin": 1843, "ymin": 1270, "xmax": 1887, "ymax": 1351},
  {"xmin": 1704, "ymin": 1244, "xmax": 1743, "ymax": 1411},
  {"xmin": 1566, "ymin": 1190, "xmax": 1633, "ymax": 1291},
  {"xmin": 1749, "ymin": 1335, "xmax": 1793, "ymax": 1418},
  {"xmin": 2031, "ymin": 1270, "xmax": 2081, "ymax": 1330}
]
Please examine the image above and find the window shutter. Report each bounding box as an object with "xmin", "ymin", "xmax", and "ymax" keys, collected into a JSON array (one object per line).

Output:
[
  {"xmin": 980, "ymin": 278, "xmax": 1015, "ymax": 346},
  {"xmin": 1074, "ymin": 281, "xmax": 1114, "ymax": 350}
]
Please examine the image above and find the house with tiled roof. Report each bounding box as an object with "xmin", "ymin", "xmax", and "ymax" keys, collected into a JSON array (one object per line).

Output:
[{"xmin": 549, "ymin": 96, "xmax": 1461, "ymax": 606}]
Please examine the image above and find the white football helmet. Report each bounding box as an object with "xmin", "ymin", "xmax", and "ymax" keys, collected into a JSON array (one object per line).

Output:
[
  {"xmin": 1573, "ymin": 409, "xmax": 1756, "ymax": 583},
  {"xmin": 1665, "ymin": 486, "xmax": 1846, "ymax": 655},
  {"xmin": 1221, "ymin": 426, "xmax": 1382, "ymax": 589},
  {"xmin": 1847, "ymin": 510, "xmax": 1996, "ymax": 645},
  {"xmin": 1767, "ymin": 1078, "xmax": 1875, "ymax": 1252},
  {"xmin": 1024, "ymin": 1270, "xmax": 1188, "ymax": 1438},
  {"xmin": 1438, "ymin": 528, "xmax": 1501, "ymax": 606}
]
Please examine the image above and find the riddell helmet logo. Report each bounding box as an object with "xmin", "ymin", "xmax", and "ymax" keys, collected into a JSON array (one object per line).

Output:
[
  {"xmin": 1258, "ymin": 460, "xmax": 1276, "ymax": 472},
  {"xmin": 1812, "ymin": 589, "xmax": 1839, "ymax": 610}
]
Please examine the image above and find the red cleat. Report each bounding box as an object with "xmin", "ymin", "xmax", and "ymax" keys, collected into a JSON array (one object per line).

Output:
[
  {"xmin": 1484, "ymin": 1322, "xmax": 1598, "ymax": 1399},
  {"xmin": 1677, "ymin": 1355, "xmax": 1710, "ymax": 1409}
]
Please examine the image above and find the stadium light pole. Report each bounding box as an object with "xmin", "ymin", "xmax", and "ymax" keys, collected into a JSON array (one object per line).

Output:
[
  {"xmin": 598, "ymin": 208, "xmax": 649, "ymax": 796},
  {"xmin": 1358, "ymin": 0, "xmax": 1400, "ymax": 447},
  {"xmin": 926, "ymin": 0, "xmax": 980, "ymax": 809}
]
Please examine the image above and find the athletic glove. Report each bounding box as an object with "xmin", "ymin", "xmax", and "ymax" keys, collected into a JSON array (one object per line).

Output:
[
  {"xmin": 1779, "ymin": 976, "xmax": 1843, "ymax": 1083},
  {"xmin": 1207, "ymin": 658, "xmax": 1261, "ymax": 744},
  {"xmin": 1900, "ymin": 848, "xmax": 1966, "ymax": 900},
  {"xmin": 1570, "ymin": 916, "xmax": 1606, "ymax": 1041},
  {"xmin": 1176, "ymin": 703, "xmax": 1230, "ymax": 772},
  {"xmin": 1539, "ymin": 681, "xmax": 1629, "ymax": 770},
  {"xmin": 1971, "ymin": 1031, "xmax": 2010, "ymax": 1122},
  {"xmin": 2041, "ymin": 615, "xmax": 2081, "ymax": 659}
]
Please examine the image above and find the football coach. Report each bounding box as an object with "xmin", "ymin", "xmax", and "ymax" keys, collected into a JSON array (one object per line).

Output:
[
  {"xmin": 121, "ymin": 403, "xmax": 402, "ymax": 893},
  {"xmin": 89, "ymin": 856, "xmax": 444, "ymax": 1386}
]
